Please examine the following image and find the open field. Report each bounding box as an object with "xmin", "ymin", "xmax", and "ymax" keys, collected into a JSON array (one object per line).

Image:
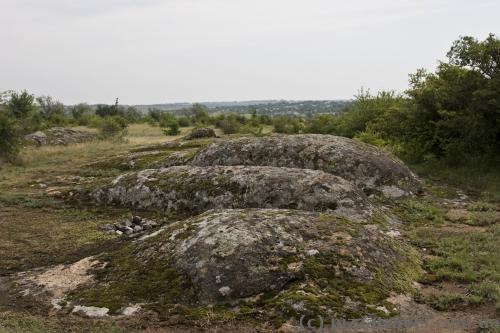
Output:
[{"xmin": 1, "ymin": 125, "xmax": 499, "ymax": 333}]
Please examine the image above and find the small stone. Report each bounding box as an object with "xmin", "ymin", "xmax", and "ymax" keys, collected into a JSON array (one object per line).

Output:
[
  {"xmin": 142, "ymin": 220, "xmax": 158, "ymax": 229},
  {"xmin": 100, "ymin": 224, "xmax": 115, "ymax": 233},
  {"xmin": 386, "ymin": 230, "xmax": 401, "ymax": 238},
  {"xmin": 133, "ymin": 225, "xmax": 143, "ymax": 232},
  {"xmin": 317, "ymin": 278, "xmax": 329, "ymax": 289},
  {"xmin": 72, "ymin": 305, "xmax": 109, "ymax": 317},
  {"xmin": 47, "ymin": 190, "xmax": 62, "ymax": 197},
  {"xmin": 218, "ymin": 286, "xmax": 232, "ymax": 297},
  {"xmin": 306, "ymin": 249, "xmax": 319, "ymax": 256},
  {"xmin": 123, "ymin": 226, "xmax": 134, "ymax": 235},
  {"xmin": 287, "ymin": 262, "xmax": 303, "ymax": 273},
  {"xmin": 121, "ymin": 305, "xmax": 141, "ymax": 316},
  {"xmin": 116, "ymin": 230, "xmax": 123, "ymax": 236},
  {"xmin": 375, "ymin": 306, "xmax": 390, "ymax": 315}
]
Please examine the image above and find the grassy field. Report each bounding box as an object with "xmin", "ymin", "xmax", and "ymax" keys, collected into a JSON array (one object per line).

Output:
[
  {"xmin": 0, "ymin": 125, "xmax": 176, "ymax": 274},
  {"xmin": 1, "ymin": 124, "xmax": 499, "ymax": 332}
]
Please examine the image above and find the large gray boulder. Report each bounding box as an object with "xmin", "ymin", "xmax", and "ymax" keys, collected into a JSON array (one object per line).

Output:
[
  {"xmin": 72, "ymin": 209, "xmax": 420, "ymax": 318},
  {"xmin": 91, "ymin": 165, "xmax": 374, "ymax": 220},
  {"xmin": 191, "ymin": 135, "xmax": 421, "ymax": 197},
  {"xmin": 169, "ymin": 209, "xmax": 414, "ymax": 304},
  {"xmin": 24, "ymin": 131, "xmax": 47, "ymax": 146}
]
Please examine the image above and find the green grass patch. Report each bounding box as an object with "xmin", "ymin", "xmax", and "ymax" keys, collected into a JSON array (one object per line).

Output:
[
  {"xmin": 395, "ymin": 199, "xmax": 445, "ymax": 226},
  {"xmin": 410, "ymin": 159, "xmax": 500, "ymax": 200},
  {"xmin": 0, "ymin": 311, "xmax": 125, "ymax": 333},
  {"xmin": 410, "ymin": 224, "xmax": 500, "ymax": 310}
]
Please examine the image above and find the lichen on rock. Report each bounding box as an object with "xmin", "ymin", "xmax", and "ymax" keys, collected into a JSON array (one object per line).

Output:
[
  {"xmin": 68, "ymin": 209, "xmax": 421, "ymax": 320},
  {"xmin": 191, "ymin": 135, "xmax": 421, "ymax": 197},
  {"xmin": 91, "ymin": 165, "xmax": 374, "ymax": 221}
]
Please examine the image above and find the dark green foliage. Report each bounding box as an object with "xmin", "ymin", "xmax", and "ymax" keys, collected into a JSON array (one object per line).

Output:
[
  {"xmin": 304, "ymin": 114, "xmax": 338, "ymax": 134},
  {"xmin": 158, "ymin": 112, "xmax": 176, "ymax": 128},
  {"xmin": 95, "ymin": 104, "xmax": 119, "ymax": 118},
  {"xmin": 36, "ymin": 96, "xmax": 67, "ymax": 124},
  {"xmin": 8, "ymin": 90, "xmax": 36, "ymax": 119},
  {"xmin": 97, "ymin": 116, "xmax": 128, "ymax": 139},
  {"xmin": 216, "ymin": 113, "xmax": 243, "ymax": 134},
  {"xmin": 303, "ymin": 34, "xmax": 500, "ymax": 165},
  {"xmin": 163, "ymin": 119, "xmax": 180, "ymax": 136},
  {"xmin": 71, "ymin": 103, "xmax": 93, "ymax": 121},
  {"xmin": 404, "ymin": 34, "xmax": 499, "ymax": 162},
  {"xmin": 0, "ymin": 109, "xmax": 20, "ymax": 161},
  {"xmin": 147, "ymin": 108, "xmax": 162, "ymax": 123},
  {"xmin": 177, "ymin": 115, "xmax": 191, "ymax": 127},
  {"xmin": 273, "ymin": 116, "xmax": 303, "ymax": 134},
  {"xmin": 190, "ymin": 103, "xmax": 210, "ymax": 125}
]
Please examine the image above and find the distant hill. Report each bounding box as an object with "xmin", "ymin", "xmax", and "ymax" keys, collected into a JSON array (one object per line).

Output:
[{"xmin": 129, "ymin": 100, "xmax": 352, "ymax": 116}]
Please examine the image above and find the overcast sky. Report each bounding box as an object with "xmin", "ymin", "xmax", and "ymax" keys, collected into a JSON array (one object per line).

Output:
[{"xmin": 1, "ymin": 0, "xmax": 498, "ymax": 104}]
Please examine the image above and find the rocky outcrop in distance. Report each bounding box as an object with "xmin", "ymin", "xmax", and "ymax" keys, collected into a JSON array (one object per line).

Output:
[{"xmin": 25, "ymin": 127, "xmax": 97, "ymax": 146}]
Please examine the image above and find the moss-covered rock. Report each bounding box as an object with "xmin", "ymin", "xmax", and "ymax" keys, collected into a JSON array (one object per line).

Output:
[
  {"xmin": 183, "ymin": 127, "xmax": 217, "ymax": 140},
  {"xmin": 191, "ymin": 135, "xmax": 421, "ymax": 197},
  {"xmin": 90, "ymin": 165, "xmax": 374, "ymax": 221},
  {"xmin": 69, "ymin": 209, "xmax": 421, "ymax": 321}
]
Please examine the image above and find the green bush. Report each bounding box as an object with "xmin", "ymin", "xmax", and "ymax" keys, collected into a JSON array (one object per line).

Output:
[
  {"xmin": 163, "ymin": 120, "xmax": 180, "ymax": 136},
  {"xmin": 158, "ymin": 112, "xmax": 176, "ymax": 128},
  {"xmin": 97, "ymin": 116, "xmax": 128, "ymax": 139},
  {"xmin": 0, "ymin": 110, "xmax": 20, "ymax": 162},
  {"xmin": 273, "ymin": 116, "xmax": 303, "ymax": 134},
  {"xmin": 177, "ymin": 116, "xmax": 191, "ymax": 127},
  {"xmin": 216, "ymin": 114, "xmax": 242, "ymax": 134},
  {"xmin": 238, "ymin": 124, "xmax": 264, "ymax": 136},
  {"xmin": 304, "ymin": 114, "xmax": 338, "ymax": 134}
]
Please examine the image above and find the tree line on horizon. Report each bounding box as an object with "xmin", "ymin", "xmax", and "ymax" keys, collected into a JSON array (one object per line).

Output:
[{"xmin": 1, "ymin": 34, "xmax": 499, "ymax": 167}]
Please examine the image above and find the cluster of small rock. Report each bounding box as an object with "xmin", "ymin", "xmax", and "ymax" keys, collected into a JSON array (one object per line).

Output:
[{"xmin": 101, "ymin": 216, "xmax": 159, "ymax": 236}]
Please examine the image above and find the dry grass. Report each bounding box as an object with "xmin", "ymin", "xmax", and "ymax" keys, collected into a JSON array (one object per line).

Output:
[
  {"xmin": 0, "ymin": 124, "xmax": 179, "ymax": 273},
  {"xmin": 0, "ymin": 124, "xmax": 186, "ymax": 189}
]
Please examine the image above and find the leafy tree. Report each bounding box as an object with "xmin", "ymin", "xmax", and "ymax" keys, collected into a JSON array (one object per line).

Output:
[
  {"xmin": 8, "ymin": 90, "xmax": 37, "ymax": 119},
  {"xmin": 177, "ymin": 116, "xmax": 191, "ymax": 127},
  {"xmin": 147, "ymin": 109, "xmax": 160, "ymax": 124},
  {"xmin": 190, "ymin": 103, "xmax": 210, "ymax": 125},
  {"xmin": 405, "ymin": 34, "xmax": 500, "ymax": 161},
  {"xmin": 273, "ymin": 116, "xmax": 303, "ymax": 134},
  {"xmin": 95, "ymin": 100, "xmax": 122, "ymax": 118},
  {"xmin": 158, "ymin": 112, "xmax": 176, "ymax": 128},
  {"xmin": 304, "ymin": 114, "xmax": 338, "ymax": 134},
  {"xmin": 217, "ymin": 113, "xmax": 241, "ymax": 134},
  {"xmin": 72, "ymin": 103, "xmax": 93, "ymax": 120},
  {"xmin": 163, "ymin": 119, "xmax": 180, "ymax": 136},
  {"xmin": 36, "ymin": 96, "xmax": 65, "ymax": 119},
  {"xmin": 122, "ymin": 106, "xmax": 142, "ymax": 123},
  {"xmin": 0, "ymin": 108, "xmax": 20, "ymax": 161},
  {"xmin": 447, "ymin": 33, "xmax": 499, "ymax": 79},
  {"xmin": 98, "ymin": 116, "xmax": 128, "ymax": 139},
  {"xmin": 257, "ymin": 114, "xmax": 272, "ymax": 125}
]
